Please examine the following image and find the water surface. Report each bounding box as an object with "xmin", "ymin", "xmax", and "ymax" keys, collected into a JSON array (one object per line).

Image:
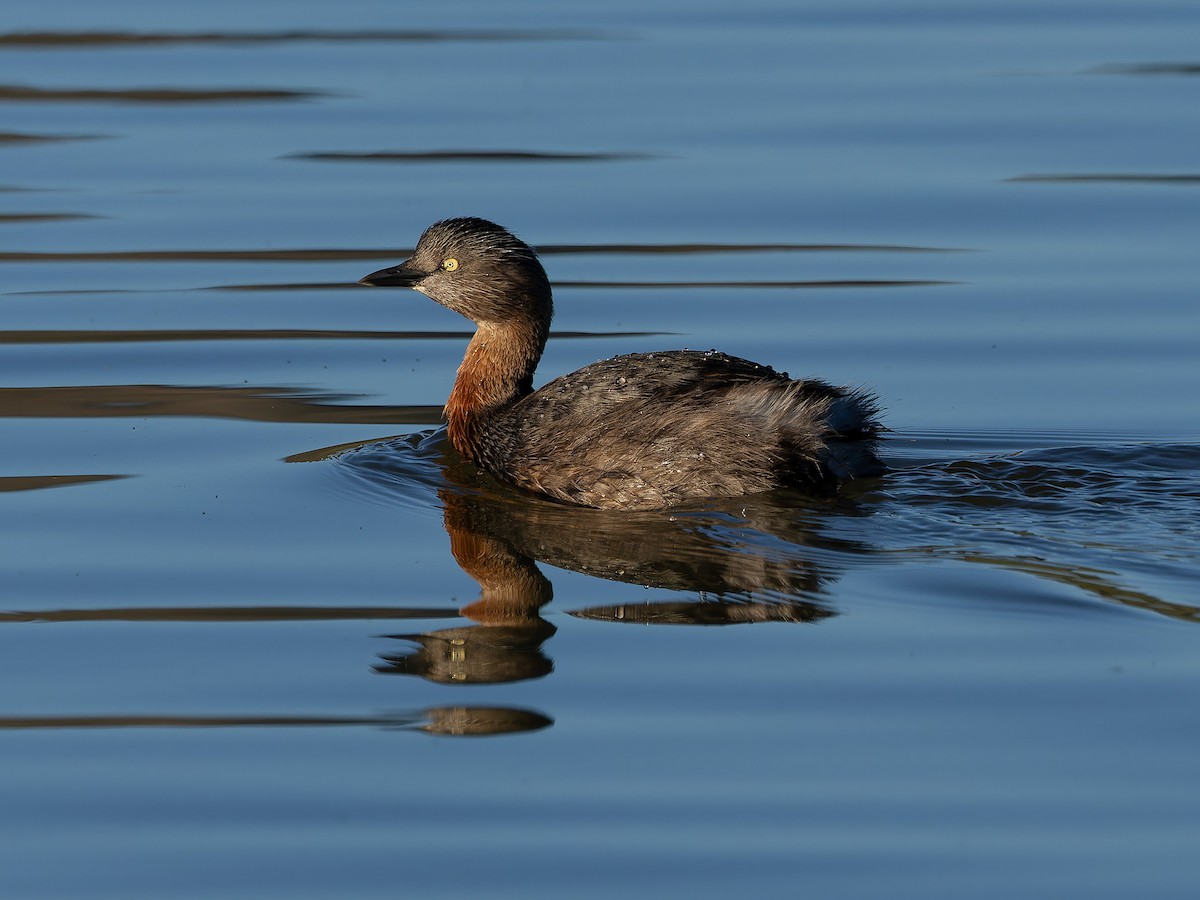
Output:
[{"xmin": 1, "ymin": 2, "xmax": 1198, "ymax": 898}]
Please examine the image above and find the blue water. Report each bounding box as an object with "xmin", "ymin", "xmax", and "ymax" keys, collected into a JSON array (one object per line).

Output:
[{"xmin": 1, "ymin": 2, "xmax": 1198, "ymax": 897}]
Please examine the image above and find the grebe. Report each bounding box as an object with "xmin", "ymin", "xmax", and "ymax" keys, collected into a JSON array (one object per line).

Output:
[{"xmin": 359, "ymin": 217, "xmax": 883, "ymax": 510}]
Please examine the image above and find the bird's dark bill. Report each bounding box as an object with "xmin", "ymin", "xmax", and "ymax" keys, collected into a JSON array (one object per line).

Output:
[{"xmin": 358, "ymin": 262, "xmax": 424, "ymax": 287}]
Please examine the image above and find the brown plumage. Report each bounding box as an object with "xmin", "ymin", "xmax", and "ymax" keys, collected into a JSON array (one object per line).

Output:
[{"xmin": 359, "ymin": 217, "xmax": 883, "ymax": 510}]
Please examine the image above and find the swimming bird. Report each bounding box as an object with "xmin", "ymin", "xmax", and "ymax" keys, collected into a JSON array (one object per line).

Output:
[{"xmin": 359, "ymin": 217, "xmax": 883, "ymax": 510}]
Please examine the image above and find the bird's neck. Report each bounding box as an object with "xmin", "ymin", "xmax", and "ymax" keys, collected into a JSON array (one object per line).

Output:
[{"xmin": 445, "ymin": 320, "xmax": 547, "ymax": 461}]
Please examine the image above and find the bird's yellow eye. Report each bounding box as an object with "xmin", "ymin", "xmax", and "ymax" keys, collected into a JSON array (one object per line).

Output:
[{"xmin": 441, "ymin": 257, "xmax": 459, "ymax": 272}]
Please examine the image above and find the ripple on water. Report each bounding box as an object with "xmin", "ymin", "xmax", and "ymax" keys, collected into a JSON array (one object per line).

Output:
[
  {"xmin": 888, "ymin": 441, "xmax": 1199, "ymax": 534},
  {"xmin": 329, "ymin": 428, "xmax": 1199, "ymax": 622},
  {"xmin": 868, "ymin": 439, "xmax": 1200, "ymax": 622},
  {"xmin": 329, "ymin": 428, "xmax": 453, "ymax": 511}
]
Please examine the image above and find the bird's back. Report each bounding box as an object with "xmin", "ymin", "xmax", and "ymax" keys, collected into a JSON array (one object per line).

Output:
[{"xmin": 473, "ymin": 350, "xmax": 883, "ymax": 509}]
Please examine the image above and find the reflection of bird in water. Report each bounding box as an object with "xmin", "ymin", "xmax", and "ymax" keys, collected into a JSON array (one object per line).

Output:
[
  {"xmin": 375, "ymin": 495, "xmax": 557, "ymax": 686},
  {"xmin": 430, "ymin": 473, "xmax": 841, "ymax": 626},
  {"xmin": 359, "ymin": 217, "xmax": 883, "ymax": 510},
  {"xmin": 341, "ymin": 428, "xmax": 866, "ymax": 608},
  {"xmin": 417, "ymin": 706, "xmax": 552, "ymax": 737},
  {"xmin": 354, "ymin": 442, "xmax": 848, "ymax": 689}
]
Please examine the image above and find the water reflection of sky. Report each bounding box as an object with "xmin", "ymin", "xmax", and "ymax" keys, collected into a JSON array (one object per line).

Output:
[{"xmin": 1, "ymin": 2, "xmax": 1199, "ymax": 898}]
